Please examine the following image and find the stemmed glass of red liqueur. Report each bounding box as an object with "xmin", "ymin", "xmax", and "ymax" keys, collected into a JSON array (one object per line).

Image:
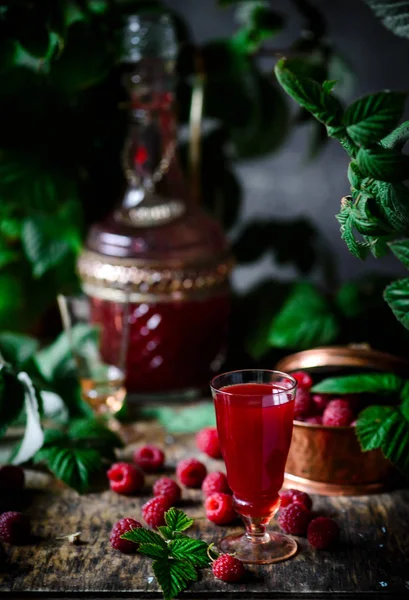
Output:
[{"xmin": 210, "ymin": 369, "xmax": 298, "ymax": 564}]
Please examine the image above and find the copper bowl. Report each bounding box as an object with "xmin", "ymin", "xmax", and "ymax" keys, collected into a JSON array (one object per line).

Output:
[{"xmin": 277, "ymin": 345, "xmax": 407, "ymax": 496}]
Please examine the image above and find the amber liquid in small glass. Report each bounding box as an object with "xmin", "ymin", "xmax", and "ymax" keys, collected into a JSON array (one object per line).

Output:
[{"xmin": 80, "ymin": 375, "xmax": 126, "ymax": 415}]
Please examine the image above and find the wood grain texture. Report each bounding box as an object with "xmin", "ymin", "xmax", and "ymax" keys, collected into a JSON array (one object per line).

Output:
[{"xmin": 1, "ymin": 418, "xmax": 408, "ymax": 598}]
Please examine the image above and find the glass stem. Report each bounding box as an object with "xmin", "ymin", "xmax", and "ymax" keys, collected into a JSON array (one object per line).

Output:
[{"xmin": 243, "ymin": 517, "xmax": 271, "ymax": 544}]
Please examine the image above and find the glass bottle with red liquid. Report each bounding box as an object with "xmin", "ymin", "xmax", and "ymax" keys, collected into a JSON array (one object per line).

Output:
[
  {"xmin": 78, "ymin": 13, "xmax": 233, "ymax": 399},
  {"xmin": 211, "ymin": 369, "xmax": 298, "ymax": 564}
]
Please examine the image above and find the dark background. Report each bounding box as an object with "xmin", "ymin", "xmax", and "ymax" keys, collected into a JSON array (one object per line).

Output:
[{"xmin": 164, "ymin": 0, "xmax": 409, "ymax": 290}]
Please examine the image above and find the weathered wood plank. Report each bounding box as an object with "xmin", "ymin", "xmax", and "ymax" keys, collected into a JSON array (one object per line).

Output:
[{"xmin": 1, "ymin": 420, "xmax": 408, "ymax": 598}]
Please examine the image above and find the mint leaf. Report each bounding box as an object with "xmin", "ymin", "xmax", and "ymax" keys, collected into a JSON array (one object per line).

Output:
[
  {"xmin": 384, "ymin": 277, "xmax": 409, "ymax": 330},
  {"xmin": 312, "ymin": 373, "xmax": 405, "ymax": 395},
  {"xmin": 268, "ymin": 282, "xmax": 339, "ymax": 349},
  {"xmin": 169, "ymin": 537, "xmax": 210, "ymax": 568},
  {"xmin": 343, "ymin": 92, "xmax": 406, "ymax": 147},
  {"xmin": 0, "ymin": 332, "xmax": 39, "ymax": 366},
  {"xmin": 381, "ymin": 120, "xmax": 409, "ymax": 150},
  {"xmin": 69, "ymin": 418, "xmax": 123, "ymax": 448},
  {"xmin": 34, "ymin": 446, "xmax": 101, "ymax": 493},
  {"xmin": 164, "ymin": 508, "xmax": 194, "ymax": 533},
  {"xmin": 153, "ymin": 558, "xmax": 197, "ymax": 600},
  {"xmin": 388, "ymin": 239, "xmax": 409, "ymax": 269},
  {"xmin": 138, "ymin": 543, "xmax": 169, "ymax": 560},
  {"xmin": 356, "ymin": 146, "xmax": 409, "ymax": 182},
  {"xmin": 122, "ymin": 528, "xmax": 168, "ymax": 548}
]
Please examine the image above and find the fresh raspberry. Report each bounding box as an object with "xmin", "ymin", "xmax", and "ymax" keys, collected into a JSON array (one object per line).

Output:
[
  {"xmin": 205, "ymin": 492, "xmax": 236, "ymax": 525},
  {"xmin": 212, "ymin": 554, "xmax": 245, "ymax": 582},
  {"xmin": 153, "ymin": 477, "xmax": 181, "ymax": 505},
  {"xmin": 110, "ymin": 517, "xmax": 142, "ymax": 554},
  {"xmin": 0, "ymin": 466, "xmax": 25, "ymax": 490},
  {"xmin": 176, "ymin": 458, "xmax": 207, "ymax": 488},
  {"xmin": 322, "ymin": 399, "xmax": 354, "ymax": 427},
  {"xmin": 294, "ymin": 388, "xmax": 314, "ymax": 420},
  {"xmin": 279, "ymin": 488, "xmax": 312, "ymax": 510},
  {"xmin": 0, "ymin": 512, "xmax": 31, "ymax": 544},
  {"xmin": 133, "ymin": 445, "xmax": 165, "ymax": 472},
  {"xmin": 142, "ymin": 496, "xmax": 170, "ymax": 528},
  {"xmin": 292, "ymin": 370, "xmax": 313, "ymax": 390},
  {"xmin": 196, "ymin": 427, "xmax": 222, "ymax": 459},
  {"xmin": 307, "ymin": 516, "xmax": 340, "ymax": 549},
  {"xmin": 312, "ymin": 394, "xmax": 330, "ymax": 413},
  {"xmin": 305, "ymin": 416, "xmax": 323, "ymax": 425},
  {"xmin": 107, "ymin": 462, "xmax": 144, "ymax": 495},
  {"xmin": 278, "ymin": 503, "xmax": 312, "ymax": 535},
  {"xmin": 202, "ymin": 472, "xmax": 231, "ymax": 497}
]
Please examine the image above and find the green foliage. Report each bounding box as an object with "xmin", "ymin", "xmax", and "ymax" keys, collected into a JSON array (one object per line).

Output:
[
  {"xmin": 384, "ymin": 278, "xmax": 409, "ymax": 329},
  {"xmin": 364, "ymin": 0, "xmax": 409, "ymax": 39},
  {"xmin": 312, "ymin": 373, "xmax": 405, "ymax": 395},
  {"xmin": 388, "ymin": 239, "xmax": 409, "ymax": 268}
]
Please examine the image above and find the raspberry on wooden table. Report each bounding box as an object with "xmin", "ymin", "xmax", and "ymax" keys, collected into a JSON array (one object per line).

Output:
[
  {"xmin": 0, "ymin": 466, "xmax": 25, "ymax": 490},
  {"xmin": 142, "ymin": 496, "xmax": 171, "ymax": 528},
  {"xmin": 0, "ymin": 512, "xmax": 31, "ymax": 544},
  {"xmin": 153, "ymin": 477, "xmax": 181, "ymax": 505},
  {"xmin": 278, "ymin": 503, "xmax": 312, "ymax": 535},
  {"xmin": 107, "ymin": 462, "xmax": 144, "ymax": 495},
  {"xmin": 110, "ymin": 517, "xmax": 142, "ymax": 554},
  {"xmin": 196, "ymin": 427, "xmax": 222, "ymax": 458},
  {"xmin": 202, "ymin": 472, "xmax": 231, "ymax": 497},
  {"xmin": 212, "ymin": 554, "xmax": 245, "ymax": 582},
  {"xmin": 322, "ymin": 399, "xmax": 354, "ymax": 427},
  {"xmin": 308, "ymin": 517, "xmax": 340, "ymax": 549},
  {"xmin": 133, "ymin": 445, "xmax": 165, "ymax": 472},
  {"xmin": 205, "ymin": 492, "xmax": 236, "ymax": 525},
  {"xmin": 294, "ymin": 388, "xmax": 314, "ymax": 420},
  {"xmin": 279, "ymin": 488, "xmax": 312, "ymax": 510},
  {"xmin": 291, "ymin": 370, "xmax": 313, "ymax": 390},
  {"xmin": 176, "ymin": 458, "xmax": 207, "ymax": 488}
]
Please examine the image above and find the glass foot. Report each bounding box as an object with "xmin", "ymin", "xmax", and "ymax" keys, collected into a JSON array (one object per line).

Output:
[{"xmin": 220, "ymin": 531, "xmax": 297, "ymax": 565}]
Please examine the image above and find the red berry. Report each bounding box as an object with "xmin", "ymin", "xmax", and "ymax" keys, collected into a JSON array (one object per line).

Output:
[
  {"xmin": 134, "ymin": 445, "xmax": 165, "ymax": 473},
  {"xmin": 196, "ymin": 427, "xmax": 222, "ymax": 459},
  {"xmin": 212, "ymin": 554, "xmax": 245, "ymax": 582},
  {"xmin": 279, "ymin": 488, "xmax": 312, "ymax": 510},
  {"xmin": 312, "ymin": 394, "xmax": 330, "ymax": 413},
  {"xmin": 202, "ymin": 472, "xmax": 231, "ymax": 497},
  {"xmin": 305, "ymin": 416, "xmax": 323, "ymax": 425},
  {"xmin": 176, "ymin": 458, "xmax": 207, "ymax": 488},
  {"xmin": 142, "ymin": 496, "xmax": 170, "ymax": 528},
  {"xmin": 205, "ymin": 492, "xmax": 236, "ymax": 525},
  {"xmin": 292, "ymin": 370, "xmax": 313, "ymax": 390},
  {"xmin": 278, "ymin": 503, "xmax": 312, "ymax": 535},
  {"xmin": 153, "ymin": 477, "xmax": 181, "ymax": 505},
  {"xmin": 0, "ymin": 466, "xmax": 25, "ymax": 490},
  {"xmin": 0, "ymin": 512, "xmax": 31, "ymax": 544},
  {"xmin": 294, "ymin": 388, "xmax": 314, "ymax": 420},
  {"xmin": 110, "ymin": 517, "xmax": 142, "ymax": 554},
  {"xmin": 322, "ymin": 399, "xmax": 354, "ymax": 427},
  {"xmin": 107, "ymin": 462, "xmax": 144, "ymax": 495},
  {"xmin": 307, "ymin": 516, "xmax": 340, "ymax": 549}
]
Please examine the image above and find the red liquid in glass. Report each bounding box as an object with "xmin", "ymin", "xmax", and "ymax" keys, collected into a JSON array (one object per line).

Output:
[{"xmin": 214, "ymin": 382, "xmax": 294, "ymax": 518}]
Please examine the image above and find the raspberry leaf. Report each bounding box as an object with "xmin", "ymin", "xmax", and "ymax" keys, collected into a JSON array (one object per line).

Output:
[
  {"xmin": 169, "ymin": 537, "xmax": 211, "ymax": 567},
  {"xmin": 164, "ymin": 508, "xmax": 194, "ymax": 533},
  {"xmin": 122, "ymin": 528, "xmax": 167, "ymax": 548},
  {"xmin": 138, "ymin": 543, "xmax": 169, "ymax": 560},
  {"xmin": 312, "ymin": 373, "xmax": 405, "ymax": 395},
  {"xmin": 152, "ymin": 558, "xmax": 197, "ymax": 600},
  {"xmin": 388, "ymin": 239, "xmax": 409, "ymax": 269},
  {"xmin": 33, "ymin": 446, "xmax": 101, "ymax": 493},
  {"xmin": 384, "ymin": 277, "xmax": 409, "ymax": 330}
]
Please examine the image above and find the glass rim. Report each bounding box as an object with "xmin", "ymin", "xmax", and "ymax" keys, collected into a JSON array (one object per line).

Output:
[{"xmin": 210, "ymin": 369, "xmax": 297, "ymax": 396}]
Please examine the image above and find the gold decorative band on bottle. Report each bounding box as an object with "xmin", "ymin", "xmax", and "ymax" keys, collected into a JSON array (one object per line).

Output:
[{"xmin": 77, "ymin": 250, "xmax": 233, "ymax": 303}]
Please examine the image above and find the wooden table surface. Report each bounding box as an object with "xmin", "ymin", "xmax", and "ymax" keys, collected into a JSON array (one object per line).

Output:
[{"xmin": 1, "ymin": 414, "xmax": 409, "ymax": 599}]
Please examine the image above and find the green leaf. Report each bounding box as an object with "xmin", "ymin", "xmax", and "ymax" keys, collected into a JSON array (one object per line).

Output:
[
  {"xmin": 0, "ymin": 332, "xmax": 39, "ymax": 366},
  {"xmin": 122, "ymin": 528, "xmax": 168, "ymax": 548},
  {"xmin": 12, "ymin": 372, "xmax": 44, "ymax": 465},
  {"xmin": 233, "ymin": 3, "xmax": 284, "ymax": 53},
  {"xmin": 268, "ymin": 282, "xmax": 339, "ymax": 350},
  {"xmin": 389, "ymin": 238, "xmax": 409, "ymax": 268},
  {"xmin": 274, "ymin": 58, "xmax": 343, "ymax": 128},
  {"xmin": 165, "ymin": 508, "xmax": 194, "ymax": 533},
  {"xmin": 364, "ymin": 0, "xmax": 409, "ymax": 39},
  {"xmin": 348, "ymin": 162, "xmax": 363, "ymax": 189},
  {"xmin": 68, "ymin": 418, "xmax": 122, "ymax": 447},
  {"xmin": 322, "ymin": 80, "xmax": 337, "ymax": 93},
  {"xmin": 152, "ymin": 558, "xmax": 197, "ymax": 600},
  {"xmin": 384, "ymin": 277, "xmax": 409, "ymax": 330},
  {"xmin": 343, "ymin": 92, "xmax": 406, "ymax": 146},
  {"xmin": 138, "ymin": 543, "xmax": 169, "ymax": 560},
  {"xmin": 336, "ymin": 200, "xmax": 369, "ymax": 260},
  {"xmin": 374, "ymin": 181, "xmax": 409, "ymax": 232},
  {"xmin": 35, "ymin": 446, "xmax": 101, "ymax": 493},
  {"xmin": 381, "ymin": 120, "xmax": 409, "ymax": 150},
  {"xmin": 169, "ymin": 537, "xmax": 210, "ymax": 568},
  {"xmin": 0, "ymin": 365, "xmax": 26, "ymax": 437},
  {"xmin": 312, "ymin": 373, "xmax": 405, "ymax": 395},
  {"xmin": 356, "ymin": 146, "xmax": 409, "ymax": 182}
]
